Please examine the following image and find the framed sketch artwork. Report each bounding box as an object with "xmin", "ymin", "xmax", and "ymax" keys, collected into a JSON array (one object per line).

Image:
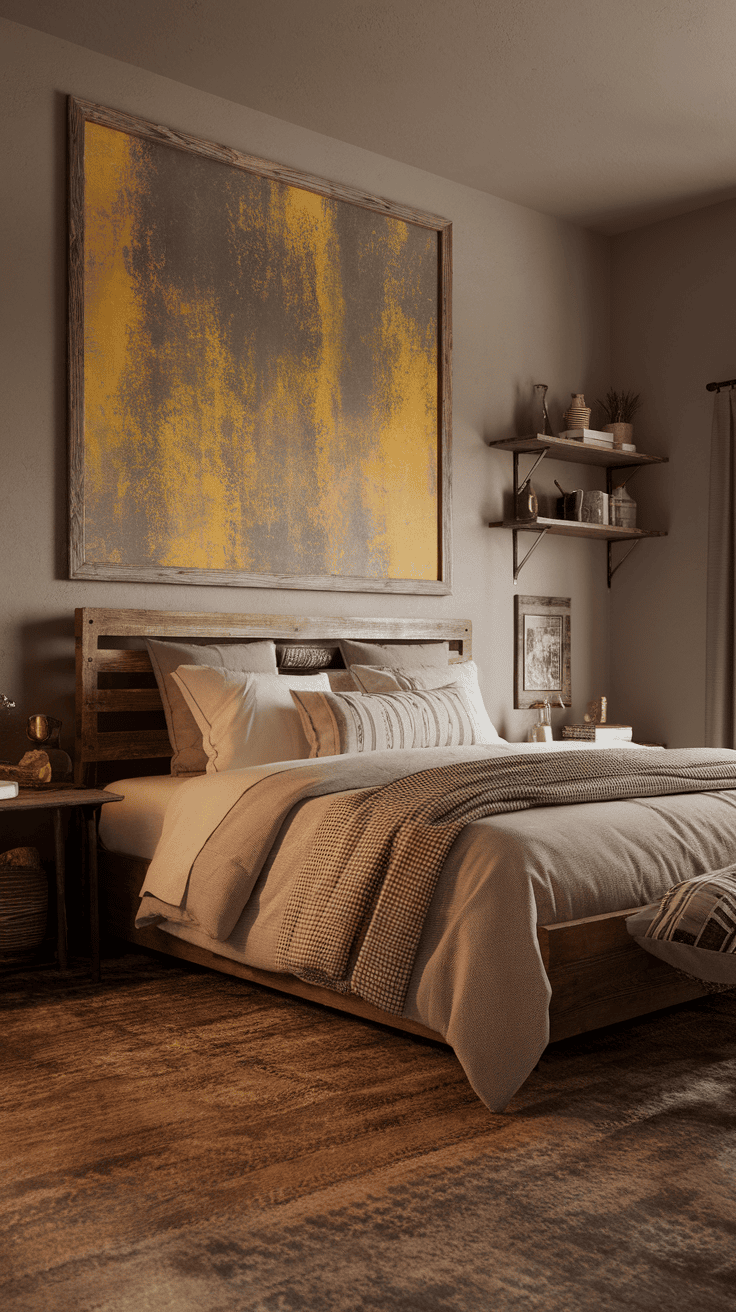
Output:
[
  {"xmin": 68, "ymin": 98, "xmax": 452, "ymax": 593},
  {"xmin": 514, "ymin": 595, "xmax": 571, "ymax": 709}
]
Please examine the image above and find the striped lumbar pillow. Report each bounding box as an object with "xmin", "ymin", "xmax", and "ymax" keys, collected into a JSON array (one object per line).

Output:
[
  {"xmin": 348, "ymin": 660, "xmax": 505, "ymax": 745},
  {"xmin": 290, "ymin": 685, "xmax": 478, "ymax": 757}
]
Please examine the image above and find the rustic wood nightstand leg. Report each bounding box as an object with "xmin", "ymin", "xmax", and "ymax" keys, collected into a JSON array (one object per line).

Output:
[
  {"xmin": 86, "ymin": 807, "xmax": 100, "ymax": 984},
  {"xmin": 52, "ymin": 807, "xmax": 68, "ymax": 971}
]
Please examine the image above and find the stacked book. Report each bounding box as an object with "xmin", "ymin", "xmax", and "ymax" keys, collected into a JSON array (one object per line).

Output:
[
  {"xmin": 562, "ymin": 723, "xmax": 633, "ymax": 743},
  {"xmin": 560, "ymin": 429, "xmax": 636, "ymax": 453},
  {"xmin": 560, "ymin": 428, "xmax": 613, "ymax": 448}
]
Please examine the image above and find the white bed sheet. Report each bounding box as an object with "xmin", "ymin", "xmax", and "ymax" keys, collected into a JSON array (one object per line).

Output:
[{"xmin": 99, "ymin": 774, "xmax": 196, "ymax": 859}]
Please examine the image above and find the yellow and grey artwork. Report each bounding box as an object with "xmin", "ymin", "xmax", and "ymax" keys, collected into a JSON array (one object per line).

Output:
[{"xmin": 82, "ymin": 122, "xmax": 440, "ymax": 580}]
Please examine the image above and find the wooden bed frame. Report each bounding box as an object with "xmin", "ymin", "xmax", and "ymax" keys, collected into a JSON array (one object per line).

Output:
[{"xmin": 76, "ymin": 606, "xmax": 707, "ymax": 1044}]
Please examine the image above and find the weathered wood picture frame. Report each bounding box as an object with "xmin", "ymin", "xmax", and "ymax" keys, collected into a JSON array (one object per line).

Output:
[
  {"xmin": 514, "ymin": 594, "xmax": 571, "ymax": 709},
  {"xmin": 68, "ymin": 97, "xmax": 452, "ymax": 594}
]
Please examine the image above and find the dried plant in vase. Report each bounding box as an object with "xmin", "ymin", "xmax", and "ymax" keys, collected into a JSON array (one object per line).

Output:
[{"xmin": 597, "ymin": 389, "xmax": 642, "ymax": 449}]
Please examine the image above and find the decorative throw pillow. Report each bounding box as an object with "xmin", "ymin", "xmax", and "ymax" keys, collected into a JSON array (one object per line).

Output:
[
  {"xmin": 338, "ymin": 638, "xmax": 450, "ymax": 671},
  {"xmin": 146, "ymin": 638, "xmax": 278, "ymax": 775},
  {"xmin": 290, "ymin": 685, "xmax": 478, "ymax": 757},
  {"xmin": 276, "ymin": 645, "xmax": 333, "ymax": 670},
  {"xmin": 626, "ymin": 867, "xmax": 736, "ymax": 986},
  {"xmin": 169, "ymin": 667, "xmax": 330, "ymax": 773},
  {"xmin": 349, "ymin": 660, "xmax": 506, "ymax": 745}
]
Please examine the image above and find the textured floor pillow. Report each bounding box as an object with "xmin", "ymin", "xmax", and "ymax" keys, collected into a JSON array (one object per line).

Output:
[{"xmin": 627, "ymin": 866, "xmax": 736, "ymax": 985}]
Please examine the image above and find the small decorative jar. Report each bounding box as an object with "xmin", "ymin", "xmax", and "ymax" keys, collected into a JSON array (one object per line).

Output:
[
  {"xmin": 562, "ymin": 393, "xmax": 592, "ymax": 433},
  {"xmin": 610, "ymin": 485, "xmax": 637, "ymax": 529},
  {"xmin": 581, "ymin": 490, "xmax": 609, "ymax": 524},
  {"xmin": 515, "ymin": 483, "xmax": 538, "ymax": 521}
]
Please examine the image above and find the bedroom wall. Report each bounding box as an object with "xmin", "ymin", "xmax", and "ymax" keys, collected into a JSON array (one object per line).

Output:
[
  {"xmin": 609, "ymin": 197, "xmax": 736, "ymax": 747},
  {"xmin": 0, "ymin": 17, "xmax": 612, "ymax": 777}
]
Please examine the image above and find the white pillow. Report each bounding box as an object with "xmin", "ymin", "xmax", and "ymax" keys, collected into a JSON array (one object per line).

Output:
[
  {"xmin": 349, "ymin": 660, "xmax": 506, "ymax": 745},
  {"xmin": 170, "ymin": 667, "xmax": 331, "ymax": 772}
]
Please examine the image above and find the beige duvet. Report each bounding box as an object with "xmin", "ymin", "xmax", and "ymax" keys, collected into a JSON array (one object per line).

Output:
[{"xmin": 132, "ymin": 744, "xmax": 736, "ymax": 1110}]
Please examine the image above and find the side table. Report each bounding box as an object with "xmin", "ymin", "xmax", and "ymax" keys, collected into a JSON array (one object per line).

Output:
[{"xmin": 0, "ymin": 787, "xmax": 122, "ymax": 982}]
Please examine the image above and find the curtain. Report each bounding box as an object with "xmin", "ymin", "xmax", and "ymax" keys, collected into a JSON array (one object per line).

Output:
[{"xmin": 705, "ymin": 387, "xmax": 736, "ymax": 746}]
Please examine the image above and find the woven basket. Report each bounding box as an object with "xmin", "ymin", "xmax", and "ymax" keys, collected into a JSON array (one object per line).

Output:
[{"xmin": 0, "ymin": 849, "xmax": 48, "ymax": 963}]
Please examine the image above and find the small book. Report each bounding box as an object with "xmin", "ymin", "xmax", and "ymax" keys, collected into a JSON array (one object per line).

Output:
[
  {"xmin": 0, "ymin": 780, "xmax": 20, "ymax": 799},
  {"xmin": 560, "ymin": 429, "xmax": 614, "ymax": 444},
  {"xmin": 562, "ymin": 724, "xmax": 633, "ymax": 742}
]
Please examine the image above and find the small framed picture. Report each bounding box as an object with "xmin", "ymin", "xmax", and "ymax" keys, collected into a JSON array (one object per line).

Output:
[{"xmin": 514, "ymin": 595, "xmax": 571, "ymax": 709}]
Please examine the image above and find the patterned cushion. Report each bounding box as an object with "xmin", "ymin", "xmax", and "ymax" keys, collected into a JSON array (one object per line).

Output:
[
  {"xmin": 349, "ymin": 661, "xmax": 506, "ymax": 745},
  {"xmin": 626, "ymin": 867, "xmax": 736, "ymax": 986},
  {"xmin": 289, "ymin": 685, "xmax": 477, "ymax": 757},
  {"xmin": 276, "ymin": 645, "xmax": 333, "ymax": 670}
]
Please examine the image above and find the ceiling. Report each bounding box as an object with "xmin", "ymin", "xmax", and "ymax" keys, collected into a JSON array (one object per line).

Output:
[{"xmin": 4, "ymin": 0, "xmax": 736, "ymax": 233}]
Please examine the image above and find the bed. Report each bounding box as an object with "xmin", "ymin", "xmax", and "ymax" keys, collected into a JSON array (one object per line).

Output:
[{"xmin": 76, "ymin": 606, "xmax": 733, "ymax": 1110}]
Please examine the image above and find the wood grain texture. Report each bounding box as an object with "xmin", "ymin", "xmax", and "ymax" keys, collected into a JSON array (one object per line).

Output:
[
  {"xmin": 538, "ymin": 909, "xmax": 707, "ymax": 1041},
  {"xmin": 74, "ymin": 607, "xmax": 472, "ymax": 782},
  {"xmin": 100, "ymin": 851, "xmax": 447, "ymax": 1044},
  {"xmin": 488, "ymin": 434, "xmax": 669, "ymax": 469},
  {"xmin": 490, "ymin": 517, "xmax": 667, "ymax": 542}
]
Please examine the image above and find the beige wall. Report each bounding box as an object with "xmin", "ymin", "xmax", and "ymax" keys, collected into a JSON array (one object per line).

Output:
[
  {"xmin": 610, "ymin": 198, "xmax": 736, "ymax": 746},
  {"xmin": 1, "ymin": 18, "xmax": 612, "ymax": 773}
]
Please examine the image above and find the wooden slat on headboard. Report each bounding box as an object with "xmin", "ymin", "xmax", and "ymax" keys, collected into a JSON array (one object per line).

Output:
[{"xmin": 75, "ymin": 608, "xmax": 472, "ymax": 784}]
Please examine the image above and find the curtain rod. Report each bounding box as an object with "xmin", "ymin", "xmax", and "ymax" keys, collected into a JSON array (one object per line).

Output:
[{"xmin": 706, "ymin": 377, "xmax": 736, "ymax": 391}]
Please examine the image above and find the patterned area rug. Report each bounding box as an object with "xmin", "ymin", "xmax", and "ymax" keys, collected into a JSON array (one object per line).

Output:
[{"xmin": 2, "ymin": 952, "xmax": 735, "ymax": 1311}]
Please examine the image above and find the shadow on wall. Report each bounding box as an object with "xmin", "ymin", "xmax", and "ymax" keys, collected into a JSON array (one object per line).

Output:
[{"xmin": 14, "ymin": 615, "xmax": 76, "ymax": 764}]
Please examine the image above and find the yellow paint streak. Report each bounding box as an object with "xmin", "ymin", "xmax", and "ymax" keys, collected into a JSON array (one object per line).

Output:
[
  {"xmin": 83, "ymin": 123, "xmax": 143, "ymax": 529},
  {"xmin": 84, "ymin": 124, "xmax": 259, "ymax": 569},
  {"xmin": 270, "ymin": 186, "xmax": 347, "ymax": 575},
  {"xmin": 143, "ymin": 291, "xmax": 258, "ymax": 569},
  {"xmin": 361, "ymin": 222, "xmax": 438, "ymax": 580}
]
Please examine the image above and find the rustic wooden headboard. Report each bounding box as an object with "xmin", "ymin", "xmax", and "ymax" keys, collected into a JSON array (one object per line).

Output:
[{"xmin": 74, "ymin": 608, "xmax": 472, "ymax": 785}]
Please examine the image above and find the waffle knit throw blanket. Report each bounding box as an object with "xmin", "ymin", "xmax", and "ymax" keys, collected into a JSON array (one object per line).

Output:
[{"xmin": 276, "ymin": 748, "xmax": 736, "ymax": 1014}]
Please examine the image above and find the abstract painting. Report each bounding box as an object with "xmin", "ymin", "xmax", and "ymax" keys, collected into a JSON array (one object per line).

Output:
[{"xmin": 68, "ymin": 98, "xmax": 452, "ymax": 593}]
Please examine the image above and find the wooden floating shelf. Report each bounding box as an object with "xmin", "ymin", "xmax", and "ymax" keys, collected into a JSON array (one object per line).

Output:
[
  {"xmin": 488, "ymin": 434, "xmax": 668, "ymax": 469},
  {"xmin": 488, "ymin": 517, "xmax": 668, "ymax": 543}
]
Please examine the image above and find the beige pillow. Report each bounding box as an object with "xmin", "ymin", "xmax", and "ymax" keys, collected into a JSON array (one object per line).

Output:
[
  {"xmin": 146, "ymin": 638, "xmax": 278, "ymax": 774},
  {"xmin": 349, "ymin": 661, "xmax": 506, "ymax": 745},
  {"xmin": 338, "ymin": 639, "xmax": 450, "ymax": 671},
  {"xmin": 290, "ymin": 685, "xmax": 477, "ymax": 757},
  {"xmin": 170, "ymin": 667, "xmax": 330, "ymax": 772}
]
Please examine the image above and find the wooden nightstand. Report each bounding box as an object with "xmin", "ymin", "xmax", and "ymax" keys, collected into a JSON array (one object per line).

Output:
[{"xmin": 0, "ymin": 787, "xmax": 122, "ymax": 982}]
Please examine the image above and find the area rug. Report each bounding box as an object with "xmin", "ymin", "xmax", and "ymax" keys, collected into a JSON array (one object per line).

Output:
[{"xmin": 2, "ymin": 952, "xmax": 735, "ymax": 1311}]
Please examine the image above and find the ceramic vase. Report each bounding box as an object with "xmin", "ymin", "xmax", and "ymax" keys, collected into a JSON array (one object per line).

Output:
[
  {"xmin": 563, "ymin": 393, "xmax": 591, "ymax": 432},
  {"xmin": 610, "ymin": 485, "xmax": 637, "ymax": 529}
]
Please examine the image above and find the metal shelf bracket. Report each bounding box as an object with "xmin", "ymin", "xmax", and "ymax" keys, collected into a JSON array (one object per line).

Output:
[
  {"xmin": 515, "ymin": 447, "xmax": 550, "ymax": 495},
  {"xmin": 513, "ymin": 525, "xmax": 550, "ymax": 583},
  {"xmin": 607, "ymin": 537, "xmax": 642, "ymax": 587}
]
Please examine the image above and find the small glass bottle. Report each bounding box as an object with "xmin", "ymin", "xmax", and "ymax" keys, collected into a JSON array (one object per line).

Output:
[{"xmin": 528, "ymin": 699, "xmax": 553, "ymax": 743}]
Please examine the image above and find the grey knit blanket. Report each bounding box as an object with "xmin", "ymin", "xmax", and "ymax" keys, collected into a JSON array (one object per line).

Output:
[{"xmin": 275, "ymin": 748, "xmax": 736, "ymax": 1014}]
